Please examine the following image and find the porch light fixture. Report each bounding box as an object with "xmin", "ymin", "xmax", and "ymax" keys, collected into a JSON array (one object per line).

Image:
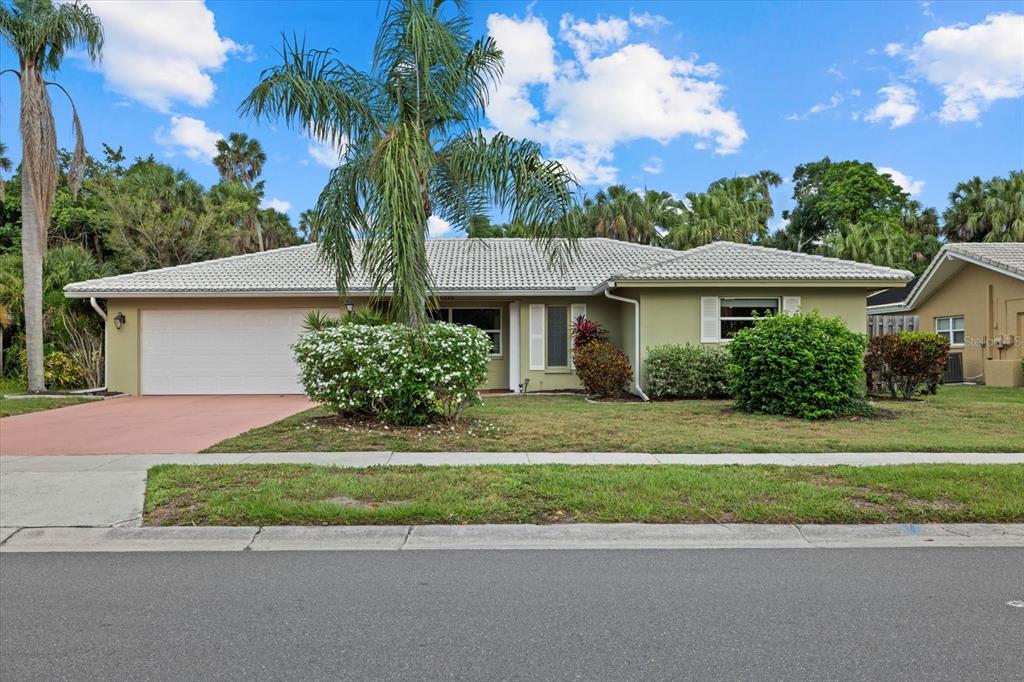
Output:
[
  {"xmin": 345, "ymin": 298, "xmax": 354, "ymax": 315},
  {"xmin": 113, "ymin": 312, "xmax": 126, "ymax": 330}
]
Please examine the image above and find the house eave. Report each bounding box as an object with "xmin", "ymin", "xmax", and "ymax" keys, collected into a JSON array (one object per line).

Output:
[{"xmin": 65, "ymin": 287, "xmax": 598, "ymax": 300}]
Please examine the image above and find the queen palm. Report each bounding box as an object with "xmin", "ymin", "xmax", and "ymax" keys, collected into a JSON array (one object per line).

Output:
[
  {"xmin": 241, "ymin": 0, "xmax": 578, "ymax": 325},
  {"xmin": 213, "ymin": 132, "xmax": 267, "ymax": 250},
  {"xmin": 1, "ymin": 0, "xmax": 102, "ymax": 392}
]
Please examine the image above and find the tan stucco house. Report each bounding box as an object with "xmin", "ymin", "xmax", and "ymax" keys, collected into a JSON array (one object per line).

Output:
[
  {"xmin": 64, "ymin": 239, "xmax": 911, "ymax": 396},
  {"xmin": 868, "ymin": 242, "xmax": 1024, "ymax": 387}
]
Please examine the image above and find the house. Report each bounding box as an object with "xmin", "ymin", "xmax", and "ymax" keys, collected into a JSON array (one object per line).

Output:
[
  {"xmin": 64, "ymin": 239, "xmax": 912, "ymax": 396},
  {"xmin": 868, "ymin": 242, "xmax": 1024, "ymax": 387}
]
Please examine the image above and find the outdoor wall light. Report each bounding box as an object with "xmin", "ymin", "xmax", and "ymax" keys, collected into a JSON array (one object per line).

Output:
[
  {"xmin": 113, "ymin": 312, "xmax": 126, "ymax": 330},
  {"xmin": 345, "ymin": 298, "xmax": 354, "ymax": 315}
]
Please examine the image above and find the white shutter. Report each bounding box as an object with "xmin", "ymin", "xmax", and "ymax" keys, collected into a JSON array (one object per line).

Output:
[
  {"xmin": 529, "ymin": 304, "xmax": 545, "ymax": 370},
  {"xmin": 569, "ymin": 303, "xmax": 587, "ymax": 369},
  {"xmin": 700, "ymin": 296, "xmax": 720, "ymax": 343},
  {"xmin": 783, "ymin": 296, "xmax": 801, "ymax": 315}
]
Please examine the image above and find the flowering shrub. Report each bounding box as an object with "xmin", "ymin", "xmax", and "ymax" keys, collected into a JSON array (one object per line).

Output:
[
  {"xmin": 729, "ymin": 313, "xmax": 868, "ymax": 419},
  {"xmin": 865, "ymin": 332, "xmax": 949, "ymax": 399},
  {"xmin": 574, "ymin": 340, "xmax": 633, "ymax": 398},
  {"xmin": 293, "ymin": 322, "xmax": 492, "ymax": 425},
  {"xmin": 572, "ymin": 316, "xmax": 609, "ymax": 352},
  {"xmin": 645, "ymin": 344, "xmax": 731, "ymax": 399}
]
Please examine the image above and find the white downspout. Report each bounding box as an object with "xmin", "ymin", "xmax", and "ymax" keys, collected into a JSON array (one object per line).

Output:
[
  {"xmin": 604, "ymin": 287, "xmax": 649, "ymax": 401},
  {"xmin": 89, "ymin": 297, "xmax": 108, "ymax": 390}
]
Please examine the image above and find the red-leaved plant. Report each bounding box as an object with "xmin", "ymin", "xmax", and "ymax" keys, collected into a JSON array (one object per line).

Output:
[{"xmin": 572, "ymin": 316, "xmax": 608, "ymax": 351}]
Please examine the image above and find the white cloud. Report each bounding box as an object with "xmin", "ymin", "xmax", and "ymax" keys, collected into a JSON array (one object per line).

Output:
[
  {"xmin": 261, "ymin": 198, "xmax": 292, "ymax": 213},
  {"xmin": 827, "ymin": 65, "xmax": 845, "ymax": 79},
  {"xmin": 642, "ymin": 156, "xmax": 663, "ymax": 174},
  {"xmin": 306, "ymin": 132, "xmax": 348, "ymax": 168},
  {"xmin": 908, "ymin": 13, "xmax": 1024, "ymax": 123},
  {"xmin": 864, "ymin": 85, "xmax": 919, "ymax": 128},
  {"xmin": 884, "ymin": 42, "xmax": 904, "ymax": 57},
  {"xmin": 558, "ymin": 14, "xmax": 630, "ymax": 62},
  {"xmin": 427, "ymin": 215, "xmax": 452, "ymax": 238},
  {"xmin": 83, "ymin": 1, "xmax": 247, "ymax": 111},
  {"xmin": 786, "ymin": 94, "xmax": 843, "ymax": 121},
  {"xmin": 154, "ymin": 116, "xmax": 222, "ymax": 160},
  {"xmin": 628, "ymin": 11, "xmax": 671, "ymax": 31},
  {"xmin": 487, "ymin": 12, "xmax": 745, "ymax": 185},
  {"xmin": 876, "ymin": 166, "xmax": 925, "ymax": 195},
  {"xmin": 920, "ymin": 1, "xmax": 934, "ymax": 19}
]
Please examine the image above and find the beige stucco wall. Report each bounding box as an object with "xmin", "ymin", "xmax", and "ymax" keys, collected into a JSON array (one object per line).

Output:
[
  {"xmin": 619, "ymin": 286, "xmax": 869, "ymax": 386},
  {"xmin": 105, "ymin": 296, "xmax": 510, "ymax": 394},
  {"xmin": 899, "ymin": 264, "xmax": 1024, "ymax": 384},
  {"xmin": 103, "ymin": 285, "xmax": 879, "ymax": 396}
]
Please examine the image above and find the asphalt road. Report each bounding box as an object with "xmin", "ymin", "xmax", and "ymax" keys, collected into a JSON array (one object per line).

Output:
[{"xmin": 1, "ymin": 549, "xmax": 1022, "ymax": 681}]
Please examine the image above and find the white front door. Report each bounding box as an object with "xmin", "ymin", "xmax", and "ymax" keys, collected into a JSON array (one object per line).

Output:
[{"xmin": 140, "ymin": 308, "xmax": 319, "ymax": 394}]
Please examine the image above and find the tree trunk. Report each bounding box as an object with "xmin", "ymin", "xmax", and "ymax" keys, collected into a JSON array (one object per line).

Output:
[
  {"xmin": 19, "ymin": 66, "xmax": 58, "ymax": 393},
  {"xmin": 241, "ymin": 176, "xmax": 265, "ymax": 251},
  {"xmin": 20, "ymin": 169, "xmax": 46, "ymax": 392}
]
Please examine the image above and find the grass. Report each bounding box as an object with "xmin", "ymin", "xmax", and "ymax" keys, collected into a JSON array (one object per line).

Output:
[
  {"xmin": 0, "ymin": 379, "xmax": 93, "ymax": 417},
  {"xmin": 144, "ymin": 463, "xmax": 1024, "ymax": 526},
  {"xmin": 207, "ymin": 385, "xmax": 1024, "ymax": 454}
]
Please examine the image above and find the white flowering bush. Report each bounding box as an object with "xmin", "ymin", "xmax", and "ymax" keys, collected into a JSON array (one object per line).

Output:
[{"xmin": 293, "ymin": 322, "xmax": 492, "ymax": 425}]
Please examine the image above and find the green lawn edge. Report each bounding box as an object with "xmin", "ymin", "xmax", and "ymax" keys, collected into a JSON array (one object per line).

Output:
[
  {"xmin": 205, "ymin": 386, "xmax": 1024, "ymax": 454},
  {"xmin": 144, "ymin": 462, "xmax": 1024, "ymax": 527}
]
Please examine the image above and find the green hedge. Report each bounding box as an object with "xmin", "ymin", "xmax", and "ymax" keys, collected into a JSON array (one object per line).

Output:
[
  {"xmin": 728, "ymin": 313, "xmax": 868, "ymax": 419},
  {"xmin": 645, "ymin": 344, "xmax": 731, "ymax": 399}
]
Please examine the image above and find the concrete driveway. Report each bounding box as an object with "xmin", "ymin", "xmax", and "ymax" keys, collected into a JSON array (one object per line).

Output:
[{"xmin": 0, "ymin": 396, "xmax": 314, "ymax": 456}]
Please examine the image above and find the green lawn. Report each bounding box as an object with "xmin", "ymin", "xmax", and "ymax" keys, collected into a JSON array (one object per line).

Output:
[
  {"xmin": 144, "ymin": 463, "xmax": 1024, "ymax": 526},
  {"xmin": 207, "ymin": 385, "xmax": 1024, "ymax": 454},
  {"xmin": 0, "ymin": 379, "xmax": 93, "ymax": 417}
]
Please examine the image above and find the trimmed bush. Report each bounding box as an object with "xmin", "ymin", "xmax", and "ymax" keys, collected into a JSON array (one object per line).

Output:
[
  {"xmin": 728, "ymin": 313, "xmax": 868, "ymax": 419},
  {"xmin": 574, "ymin": 340, "xmax": 633, "ymax": 398},
  {"xmin": 293, "ymin": 322, "xmax": 492, "ymax": 425},
  {"xmin": 865, "ymin": 332, "xmax": 949, "ymax": 399},
  {"xmin": 645, "ymin": 344, "xmax": 731, "ymax": 399}
]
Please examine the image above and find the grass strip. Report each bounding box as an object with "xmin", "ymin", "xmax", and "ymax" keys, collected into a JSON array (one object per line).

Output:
[{"xmin": 144, "ymin": 463, "xmax": 1024, "ymax": 526}]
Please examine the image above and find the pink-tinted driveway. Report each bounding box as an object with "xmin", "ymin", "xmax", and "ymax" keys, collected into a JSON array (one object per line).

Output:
[{"xmin": 0, "ymin": 396, "xmax": 314, "ymax": 456}]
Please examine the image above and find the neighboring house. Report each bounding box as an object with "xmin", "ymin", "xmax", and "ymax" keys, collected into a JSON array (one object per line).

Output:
[
  {"xmin": 65, "ymin": 239, "xmax": 911, "ymax": 396},
  {"xmin": 868, "ymin": 242, "xmax": 1024, "ymax": 387}
]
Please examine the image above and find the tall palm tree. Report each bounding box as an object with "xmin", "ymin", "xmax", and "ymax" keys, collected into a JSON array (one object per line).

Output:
[
  {"xmin": 1, "ymin": 0, "xmax": 102, "ymax": 393},
  {"xmin": 241, "ymin": 0, "xmax": 578, "ymax": 325},
  {"xmin": 943, "ymin": 173, "xmax": 1024, "ymax": 242},
  {"xmin": 0, "ymin": 140, "xmax": 11, "ymax": 202},
  {"xmin": 667, "ymin": 171, "xmax": 781, "ymax": 249},
  {"xmin": 213, "ymin": 132, "xmax": 267, "ymax": 250}
]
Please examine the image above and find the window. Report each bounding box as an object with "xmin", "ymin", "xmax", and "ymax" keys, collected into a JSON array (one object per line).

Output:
[
  {"xmin": 431, "ymin": 307, "xmax": 502, "ymax": 356},
  {"xmin": 935, "ymin": 316, "xmax": 965, "ymax": 346},
  {"xmin": 719, "ymin": 297, "xmax": 779, "ymax": 339},
  {"xmin": 546, "ymin": 305, "xmax": 569, "ymax": 367}
]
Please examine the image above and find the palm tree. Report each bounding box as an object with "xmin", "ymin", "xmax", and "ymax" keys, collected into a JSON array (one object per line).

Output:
[
  {"xmin": 0, "ymin": 140, "xmax": 11, "ymax": 202},
  {"xmin": 241, "ymin": 0, "xmax": 578, "ymax": 326},
  {"xmin": 667, "ymin": 171, "xmax": 781, "ymax": 249},
  {"xmin": 298, "ymin": 209, "xmax": 317, "ymax": 242},
  {"xmin": 1, "ymin": 0, "xmax": 103, "ymax": 392},
  {"xmin": 581, "ymin": 185, "xmax": 683, "ymax": 245},
  {"xmin": 943, "ymin": 173, "xmax": 1024, "ymax": 242},
  {"xmin": 213, "ymin": 132, "xmax": 267, "ymax": 250}
]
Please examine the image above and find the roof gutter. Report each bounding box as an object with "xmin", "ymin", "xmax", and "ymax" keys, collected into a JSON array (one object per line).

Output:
[{"xmin": 603, "ymin": 285, "xmax": 649, "ymax": 402}]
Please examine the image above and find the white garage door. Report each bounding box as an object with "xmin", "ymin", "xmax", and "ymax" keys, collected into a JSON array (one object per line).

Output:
[{"xmin": 141, "ymin": 309, "xmax": 318, "ymax": 394}]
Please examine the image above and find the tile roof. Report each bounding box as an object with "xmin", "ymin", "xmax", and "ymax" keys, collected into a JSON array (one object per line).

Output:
[
  {"xmin": 618, "ymin": 241, "xmax": 913, "ymax": 281},
  {"xmin": 65, "ymin": 238, "xmax": 913, "ymax": 297},
  {"xmin": 945, "ymin": 241, "xmax": 1024, "ymax": 277}
]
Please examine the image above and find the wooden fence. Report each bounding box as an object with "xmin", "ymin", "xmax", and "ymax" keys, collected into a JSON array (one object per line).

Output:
[{"xmin": 867, "ymin": 315, "xmax": 920, "ymax": 338}]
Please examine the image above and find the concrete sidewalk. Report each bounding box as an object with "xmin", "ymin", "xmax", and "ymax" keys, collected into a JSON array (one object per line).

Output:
[
  {"xmin": 2, "ymin": 523, "xmax": 1023, "ymax": 552},
  {"xmin": 2, "ymin": 452, "xmax": 1022, "ymax": 528}
]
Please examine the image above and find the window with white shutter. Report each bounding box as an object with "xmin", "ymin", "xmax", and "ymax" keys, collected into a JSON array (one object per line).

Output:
[
  {"xmin": 700, "ymin": 296, "xmax": 720, "ymax": 343},
  {"xmin": 528, "ymin": 304, "xmax": 545, "ymax": 370},
  {"xmin": 783, "ymin": 296, "xmax": 801, "ymax": 315}
]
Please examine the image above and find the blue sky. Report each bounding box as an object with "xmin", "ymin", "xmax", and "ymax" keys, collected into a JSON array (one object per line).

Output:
[{"xmin": 2, "ymin": 0, "xmax": 1022, "ymax": 236}]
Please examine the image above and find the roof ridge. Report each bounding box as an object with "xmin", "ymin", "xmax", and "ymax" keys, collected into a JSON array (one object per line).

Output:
[
  {"xmin": 615, "ymin": 241, "xmax": 721, "ymax": 277},
  {"xmin": 717, "ymin": 240, "xmax": 914, "ymax": 275}
]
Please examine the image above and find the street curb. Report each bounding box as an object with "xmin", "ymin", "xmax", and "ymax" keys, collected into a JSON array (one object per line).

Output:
[{"xmin": 2, "ymin": 523, "xmax": 1023, "ymax": 552}]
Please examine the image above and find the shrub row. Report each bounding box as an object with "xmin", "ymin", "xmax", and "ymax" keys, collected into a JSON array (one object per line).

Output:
[{"xmin": 645, "ymin": 344, "xmax": 731, "ymax": 399}]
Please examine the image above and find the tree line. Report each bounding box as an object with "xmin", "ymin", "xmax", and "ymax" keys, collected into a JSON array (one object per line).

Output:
[{"xmin": 472, "ymin": 161, "xmax": 1022, "ymax": 275}]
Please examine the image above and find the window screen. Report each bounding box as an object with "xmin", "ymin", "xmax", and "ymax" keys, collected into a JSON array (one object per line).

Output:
[{"xmin": 546, "ymin": 305, "xmax": 569, "ymax": 367}]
